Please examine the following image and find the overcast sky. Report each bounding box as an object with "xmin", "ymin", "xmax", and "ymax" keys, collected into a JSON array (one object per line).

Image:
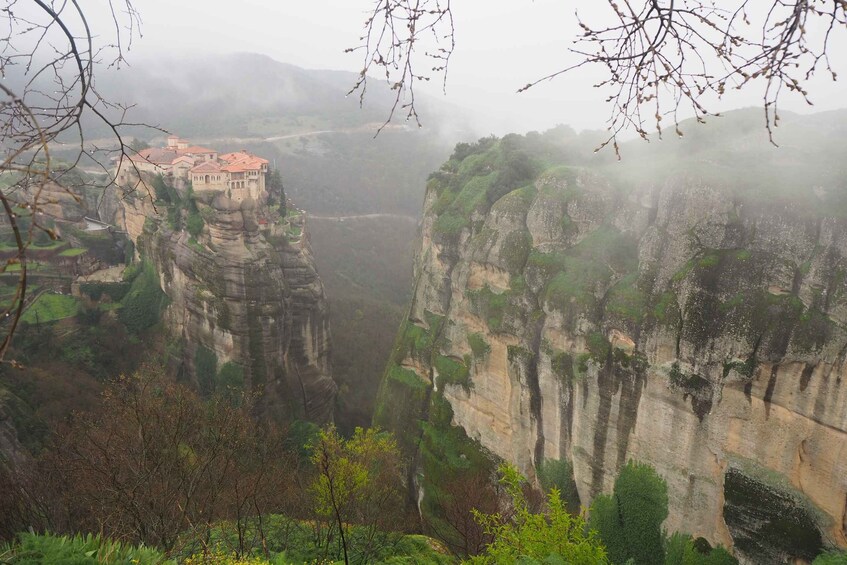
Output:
[{"xmin": 74, "ymin": 1, "xmax": 847, "ymax": 134}]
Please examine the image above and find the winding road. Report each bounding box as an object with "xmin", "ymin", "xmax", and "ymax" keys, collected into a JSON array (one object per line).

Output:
[{"xmin": 307, "ymin": 213, "xmax": 418, "ymax": 223}]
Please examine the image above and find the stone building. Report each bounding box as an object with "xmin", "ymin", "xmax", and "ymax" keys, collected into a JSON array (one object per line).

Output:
[{"xmin": 116, "ymin": 136, "xmax": 268, "ymax": 202}]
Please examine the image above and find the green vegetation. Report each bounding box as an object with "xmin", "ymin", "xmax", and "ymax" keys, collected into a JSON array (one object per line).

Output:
[
  {"xmin": 585, "ymin": 332, "xmax": 611, "ymax": 362},
  {"xmin": 21, "ymin": 293, "xmax": 79, "ymax": 323},
  {"xmin": 434, "ymin": 355, "xmax": 471, "ymax": 391},
  {"xmin": 652, "ymin": 292, "xmax": 680, "ymax": 325},
  {"xmin": 536, "ymin": 458, "xmax": 580, "ymax": 514},
  {"xmin": 466, "ymin": 285, "xmax": 509, "ymax": 332},
  {"xmin": 217, "ymin": 362, "xmax": 244, "ymax": 391},
  {"xmin": 550, "ymin": 351, "xmax": 576, "ymax": 383},
  {"xmin": 433, "ymin": 211, "xmax": 470, "ymax": 237},
  {"xmin": 499, "ymin": 230, "xmax": 532, "ymax": 273},
  {"xmin": 118, "ymin": 260, "xmax": 168, "ymax": 334},
  {"xmin": 590, "ymin": 461, "xmax": 669, "ymax": 565},
  {"xmin": 467, "ymin": 333, "xmax": 490, "ymax": 360},
  {"xmin": 723, "ymin": 466, "xmax": 823, "ymax": 562},
  {"xmin": 606, "ymin": 272, "xmax": 649, "ymax": 325},
  {"xmin": 1, "ymin": 532, "xmax": 169, "ymax": 565},
  {"xmin": 814, "ymin": 551, "xmax": 847, "ymax": 564},
  {"xmin": 153, "ymin": 175, "xmax": 206, "ymax": 238},
  {"xmin": 309, "ymin": 426, "xmax": 407, "ymax": 565},
  {"xmin": 527, "ymin": 226, "xmax": 638, "ymax": 313},
  {"xmin": 469, "ymin": 464, "xmax": 609, "ymax": 565},
  {"xmin": 669, "ymin": 363, "xmax": 711, "ymax": 392},
  {"xmin": 58, "ymin": 247, "xmax": 87, "ymax": 257},
  {"xmin": 266, "ymin": 168, "xmax": 286, "ymax": 215},
  {"xmin": 427, "ymin": 135, "xmax": 546, "ymax": 242},
  {"xmin": 386, "ymin": 363, "xmax": 427, "ymax": 389},
  {"xmin": 664, "ymin": 532, "xmax": 737, "ymax": 565},
  {"xmin": 452, "ymin": 172, "xmax": 497, "ymax": 216},
  {"xmin": 1, "ymin": 525, "xmax": 453, "ymax": 565},
  {"xmin": 589, "ymin": 462, "xmax": 738, "ymax": 565},
  {"xmin": 79, "ymin": 281, "xmax": 130, "ymax": 302}
]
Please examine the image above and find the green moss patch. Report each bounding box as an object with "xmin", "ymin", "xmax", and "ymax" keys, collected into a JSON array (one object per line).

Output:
[
  {"xmin": 499, "ymin": 230, "xmax": 532, "ymax": 273},
  {"xmin": 550, "ymin": 351, "xmax": 575, "ymax": 383},
  {"xmin": 586, "ymin": 331, "xmax": 611, "ymax": 362},
  {"xmin": 386, "ymin": 364, "xmax": 428, "ymax": 390},
  {"xmin": 467, "ymin": 332, "xmax": 491, "ymax": 359},
  {"xmin": 606, "ymin": 272, "xmax": 649, "ymax": 324},
  {"xmin": 467, "ymin": 285, "xmax": 509, "ymax": 332},
  {"xmin": 118, "ymin": 261, "xmax": 168, "ymax": 334},
  {"xmin": 432, "ymin": 210, "xmax": 469, "ymax": 237},
  {"xmin": 535, "ymin": 225, "xmax": 638, "ymax": 312},
  {"xmin": 433, "ymin": 355, "xmax": 470, "ymax": 390}
]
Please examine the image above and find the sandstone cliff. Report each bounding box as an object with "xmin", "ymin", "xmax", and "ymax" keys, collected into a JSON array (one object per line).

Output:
[
  {"xmin": 377, "ymin": 113, "xmax": 847, "ymax": 563},
  {"xmin": 109, "ymin": 185, "xmax": 336, "ymax": 423}
]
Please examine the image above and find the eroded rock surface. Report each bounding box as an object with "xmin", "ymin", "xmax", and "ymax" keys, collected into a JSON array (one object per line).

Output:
[
  {"xmin": 111, "ymin": 188, "xmax": 336, "ymax": 423},
  {"xmin": 378, "ymin": 124, "xmax": 847, "ymax": 563}
]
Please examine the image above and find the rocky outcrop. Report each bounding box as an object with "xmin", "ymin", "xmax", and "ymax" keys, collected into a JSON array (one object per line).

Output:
[
  {"xmin": 379, "ymin": 123, "xmax": 847, "ymax": 563},
  {"xmin": 111, "ymin": 187, "xmax": 335, "ymax": 423}
]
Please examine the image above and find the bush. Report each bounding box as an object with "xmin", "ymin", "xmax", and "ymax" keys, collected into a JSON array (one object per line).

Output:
[
  {"xmin": 469, "ymin": 464, "xmax": 608, "ymax": 564},
  {"xmin": 589, "ymin": 461, "xmax": 668, "ymax": 565},
  {"xmin": 0, "ymin": 532, "xmax": 171, "ymax": 564},
  {"xmin": 79, "ymin": 281, "xmax": 130, "ymax": 302},
  {"xmin": 119, "ymin": 261, "xmax": 168, "ymax": 334},
  {"xmin": 664, "ymin": 532, "xmax": 738, "ymax": 565},
  {"xmin": 186, "ymin": 209, "xmax": 205, "ymax": 238}
]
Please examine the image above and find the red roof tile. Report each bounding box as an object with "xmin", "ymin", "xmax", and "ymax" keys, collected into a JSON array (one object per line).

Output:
[
  {"xmin": 136, "ymin": 147, "xmax": 178, "ymax": 164},
  {"xmin": 190, "ymin": 161, "xmax": 222, "ymax": 173}
]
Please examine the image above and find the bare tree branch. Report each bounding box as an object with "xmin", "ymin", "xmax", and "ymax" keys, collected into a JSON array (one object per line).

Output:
[
  {"xmin": 350, "ymin": 0, "xmax": 846, "ymax": 154},
  {"xmin": 0, "ymin": 0, "xmax": 158, "ymax": 359}
]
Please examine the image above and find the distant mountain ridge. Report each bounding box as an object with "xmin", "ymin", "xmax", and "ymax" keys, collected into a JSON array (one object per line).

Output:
[{"xmin": 88, "ymin": 52, "xmax": 451, "ymax": 138}]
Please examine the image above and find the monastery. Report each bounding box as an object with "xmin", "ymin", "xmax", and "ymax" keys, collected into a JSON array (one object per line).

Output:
[{"xmin": 117, "ymin": 135, "xmax": 269, "ymax": 202}]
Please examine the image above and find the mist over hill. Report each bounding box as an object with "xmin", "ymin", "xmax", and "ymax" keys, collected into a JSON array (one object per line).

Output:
[{"xmin": 81, "ymin": 53, "xmax": 463, "ymax": 430}]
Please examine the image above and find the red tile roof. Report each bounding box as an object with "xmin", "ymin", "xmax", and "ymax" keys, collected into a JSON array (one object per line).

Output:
[
  {"xmin": 219, "ymin": 151, "xmax": 269, "ymax": 172},
  {"xmin": 219, "ymin": 151, "xmax": 268, "ymax": 164},
  {"xmin": 136, "ymin": 147, "xmax": 178, "ymax": 164},
  {"xmin": 190, "ymin": 161, "xmax": 222, "ymax": 173}
]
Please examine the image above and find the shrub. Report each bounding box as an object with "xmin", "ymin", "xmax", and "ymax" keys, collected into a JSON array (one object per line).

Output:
[
  {"xmin": 119, "ymin": 261, "xmax": 168, "ymax": 334},
  {"xmin": 186, "ymin": 209, "xmax": 205, "ymax": 238},
  {"xmin": 0, "ymin": 532, "xmax": 171, "ymax": 564},
  {"xmin": 469, "ymin": 464, "xmax": 609, "ymax": 564},
  {"xmin": 589, "ymin": 461, "xmax": 668, "ymax": 565}
]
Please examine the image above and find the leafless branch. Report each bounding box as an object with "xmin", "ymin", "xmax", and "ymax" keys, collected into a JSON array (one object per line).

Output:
[
  {"xmin": 346, "ymin": 0, "xmax": 454, "ymax": 135},
  {"xmin": 350, "ymin": 0, "xmax": 846, "ymax": 154},
  {"xmin": 0, "ymin": 0, "xmax": 157, "ymax": 359}
]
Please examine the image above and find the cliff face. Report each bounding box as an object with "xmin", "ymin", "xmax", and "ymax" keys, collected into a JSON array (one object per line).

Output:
[
  {"xmin": 378, "ymin": 118, "xmax": 847, "ymax": 563},
  {"xmin": 111, "ymin": 188, "xmax": 336, "ymax": 423}
]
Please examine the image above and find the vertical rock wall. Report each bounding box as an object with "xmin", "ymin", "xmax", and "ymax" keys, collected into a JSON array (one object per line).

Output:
[
  {"xmin": 378, "ymin": 132, "xmax": 847, "ymax": 563},
  {"xmin": 113, "ymin": 189, "xmax": 336, "ymax": 423}
]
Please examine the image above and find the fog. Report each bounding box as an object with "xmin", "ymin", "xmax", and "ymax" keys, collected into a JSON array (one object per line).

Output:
[{"xmin": 77, "ymin": 0, "xmax": 847, "ymax": 136}]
